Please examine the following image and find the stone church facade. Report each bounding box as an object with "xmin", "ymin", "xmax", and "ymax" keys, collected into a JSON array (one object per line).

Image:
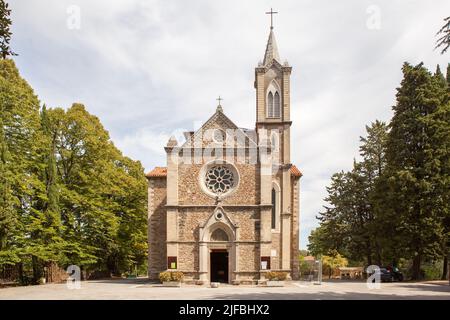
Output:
[{"xmin": 146, "ymin": 25, "xmax": 302, "ymax": 284}]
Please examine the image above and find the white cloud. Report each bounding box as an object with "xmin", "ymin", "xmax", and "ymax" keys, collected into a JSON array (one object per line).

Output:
[{"xmin": 9, "ymin": 0, "xmax": 450, "ymax": 249}]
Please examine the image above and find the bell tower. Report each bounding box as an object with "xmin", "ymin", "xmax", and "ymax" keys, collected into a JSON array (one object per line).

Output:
[
  {"xmin": 256, "ymin": 9, "xmax": 294, "ymax": 273},
  {"xmin": 255, "ymin": 10, "xmax": 292, "ymax": 164}
]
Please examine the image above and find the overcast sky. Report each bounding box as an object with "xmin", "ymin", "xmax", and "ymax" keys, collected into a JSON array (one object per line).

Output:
[{"xmin": 9, "ymin": 0, "xmax": 449, "ymax": 249}]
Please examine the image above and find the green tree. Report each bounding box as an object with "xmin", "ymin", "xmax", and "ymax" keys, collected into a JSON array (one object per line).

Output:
[
  {"xmin": 46, "ymin": 104, "xmax": 147, "ymax": 274},
  {"xmin": 309, "ymin": 122, "xmax": 388, "ymax": 266},
  {"xmin": 0, "ymin": 59, "xmax": 42, "ymax": 283},
  {"xmin": 1, "ymin": 58, "xmax": 148, "ymax": 281},
  {"xmin": 436, "ymin": 16, "xmax": 450, "ymax": 55},
  {"xmin": 0, "ymin": 0, "xmax": 16, "ymax": 59},
  {"xmin": 383, "ymin": 62, "xmax": 449, "ymax": 280}
]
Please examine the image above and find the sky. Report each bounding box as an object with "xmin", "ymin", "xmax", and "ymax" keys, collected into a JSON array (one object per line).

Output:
[{"xmin": 8, "ymin": 0, "xmax": 450, "ymax": 249}]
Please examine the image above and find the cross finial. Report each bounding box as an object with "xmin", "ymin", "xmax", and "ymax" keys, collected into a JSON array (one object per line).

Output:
[
  {"xmin": 265, "ymin": 8, "xmax": 278, "ymax": 30},
  {"xmin": 216, "ymin": 96, "xmax": 223, "ymax": 106}
]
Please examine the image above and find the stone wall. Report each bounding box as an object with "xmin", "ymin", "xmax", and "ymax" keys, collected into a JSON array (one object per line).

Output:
[
  {"xmin": 177, "ymin": 162, "xmax": 259, "ymax": 206},
  {"xmin": 271, "ymin": 232, "xmax": 281, "ymax": 269},
  {"xmin": 178, "ymin": 243, "xmax": 199, "ymax": 272},
  {"xmin": 148, "ymin": 178, "xmax": 167, "ymax": 279},
  {"xmin": 238, "ymin": 244, "xmax": 260, "ymax": 273}
]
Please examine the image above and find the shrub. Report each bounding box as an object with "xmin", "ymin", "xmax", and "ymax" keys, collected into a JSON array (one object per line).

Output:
[
  {"xmin": 266, "ymin": 271, "xmax": 288, "ymax": 281},
  {"xmin": 159, "ymin": 271, "xmax": 184, "ymax": 282}
]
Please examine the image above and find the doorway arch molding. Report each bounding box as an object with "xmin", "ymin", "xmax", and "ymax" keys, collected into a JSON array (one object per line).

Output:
[{"xmin": 198, "ymin": 206, "xmax": 239, "ymax": 283}]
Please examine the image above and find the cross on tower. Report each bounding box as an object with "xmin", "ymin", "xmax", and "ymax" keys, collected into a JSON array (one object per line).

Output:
[
  {"xmin": 216, "ymin": 96, "xmax": 223, "ymax": 106},
  {"xmin": 265, "ymin": 8, "xmax": 278, "ymax": 30}
]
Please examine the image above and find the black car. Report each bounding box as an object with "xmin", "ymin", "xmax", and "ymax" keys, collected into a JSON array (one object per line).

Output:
[
  {"xmin": 374, "ymin": 267, "xmax": 403, "ymax": 282},
  {"xmin": 385, "ymin": 266, "xmax": 404, "ymax": 281}
]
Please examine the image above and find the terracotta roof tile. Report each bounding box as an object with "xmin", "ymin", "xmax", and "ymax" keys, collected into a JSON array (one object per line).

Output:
[
  {"xmin": 145, "ymin": 167, "xmax": 167, "ymax": 178},
  {"xmin": 290, "ymin": 165, "xmax": 302, "ymax": 178}
]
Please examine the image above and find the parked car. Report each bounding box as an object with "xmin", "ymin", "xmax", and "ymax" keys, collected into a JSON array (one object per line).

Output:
[
  {"xmin": 371, "ymin": 267, "xmax": 403, "ymax": 282},
  {"xmin": 385, "ymin": 266, "xmax": 404, "ymax": 281}
]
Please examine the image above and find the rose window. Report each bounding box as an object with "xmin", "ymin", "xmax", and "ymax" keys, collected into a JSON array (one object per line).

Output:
[{"xmin": 205, "ymin": 166, "xmax": 234, "ymax": 194}]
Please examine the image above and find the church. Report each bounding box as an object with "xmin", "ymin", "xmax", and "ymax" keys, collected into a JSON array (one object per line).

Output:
[{"xmin": 146, "ymin": 15, "xmax": 302, "ymax": 284}]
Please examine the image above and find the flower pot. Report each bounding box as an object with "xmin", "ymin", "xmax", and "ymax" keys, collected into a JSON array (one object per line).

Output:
[
  {"xmin": 266, "ymin": 280, "xmax": 284, "ymax": 287},
  {"xmin": 162, "ymin": 281, "xmax": 181, "ymax": 287}
]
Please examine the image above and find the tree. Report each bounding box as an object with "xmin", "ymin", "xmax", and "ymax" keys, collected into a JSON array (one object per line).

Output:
[
  {"xmin": 321, "ymin": 250, "xmax": 348, "ymax": 279},
  {"xmin": 0, "ymin": 59, "xmax": 42, "ymax": 283},
  {"xmin": 46, "ymin": 104, "xmax": 147, "ymax": 274},
  {"xmin": 0, "ymin": 0, "xmax": 16, "ymax": 59},
  {"xmin": 1, "ymin": 58, "xmax": 148, "ymax": 281},
  {"xmin": 309, "ymin": 121, "xmax": 388, "ymax": 266},
  {"xmin": 384, "ymin": 62, "xmax": 449, "ymax": 280},
  {"xmin": 436, "ymin": 16, "xmax": 450, "ymax": 55}
]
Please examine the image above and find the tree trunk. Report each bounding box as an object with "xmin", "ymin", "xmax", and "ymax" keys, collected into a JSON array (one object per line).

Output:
[
  {"xmin": 32, "ymin": 256, "xmax": 40, "ymax": 284},
  {"xmin": 375, "ymin": 245, "xmax": 382, "ymax": 266},
  {"xmin": 442, "ymin": 256, "xmax": 448, "ymax": 280},
  {"xmin": 366, "ymin": 240, "xmax": 373, "ymax": 266},
  {"xmin": 17, "ymin": 262, "xmax": 24, "ymax": 285},
  {"xmin": 411, "ymin": 254, "xmax": 422, "ymax": 280}
]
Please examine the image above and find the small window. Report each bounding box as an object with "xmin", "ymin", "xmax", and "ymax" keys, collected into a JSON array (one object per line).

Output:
[
  {"xmin": 168, "ymin": 256, "xmax": 177, "ymax": 269},
  {"xmin": 271, "ymin": 188, "xmax": 276, "ymax": 229},
  {"xmin": 261, "ymin": 256, "xmax": 271, "ymax": 270},
  {"xmin": 267, "ymin": 92, "xmax": 274, "ymax": 118}
]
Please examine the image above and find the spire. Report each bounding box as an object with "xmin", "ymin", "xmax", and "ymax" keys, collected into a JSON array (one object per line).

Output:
[{"xmin": 263, "ymin": 29, "xmax": 281, "ymax": 66}]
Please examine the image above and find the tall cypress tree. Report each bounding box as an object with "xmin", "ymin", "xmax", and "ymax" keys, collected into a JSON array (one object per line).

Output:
[{"xmin": 385, "ymin": 62, "xmax": 448, "ymax": 280}]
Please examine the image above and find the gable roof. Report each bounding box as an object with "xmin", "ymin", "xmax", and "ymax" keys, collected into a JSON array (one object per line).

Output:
[{"xmin": 181, "ymin": 107, "xmax": 257, "ymax": 148}]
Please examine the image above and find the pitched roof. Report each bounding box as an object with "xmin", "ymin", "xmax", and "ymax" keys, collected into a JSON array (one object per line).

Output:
[
  {"xmin": 290, "ymin": 165, "xmax": 303, "ymax": 178},
  {"xmin": 181, "ymin": 107, "xmax": 257, "ymax": 148},
  {"xmin": 263, "ymin": 29, "xmax": 281, "ymax": 66},
  {"xmin": 146, "ymin": 165, "xmax": 302, "ymax": 179},
  {"xmin": 145, "ymin": 167, "xmax": 167, "ymax": 178}
]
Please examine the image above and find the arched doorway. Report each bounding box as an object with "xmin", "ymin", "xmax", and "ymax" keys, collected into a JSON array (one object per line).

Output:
[
  {"xmin": 199, "ymin": 207, "xmax": 238, "ymax": 284},
  {"xmin": 209, "ymin": 228, "xmax": 230, "ymax": 283},
  {"xmin": 210, "ymin": 249, "xmax": 229, "ymax": 283}
]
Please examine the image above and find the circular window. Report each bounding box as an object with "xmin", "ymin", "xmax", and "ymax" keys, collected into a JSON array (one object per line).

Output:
[
  {"xmin": 205, "ymin": 166, "xmax": 234, "ymax": 194},
  {"xmin": 199, "ymin": 161, "xmax": 239, "ymax": 199},
  {"xmin": 212, "ymin": 129, "xmax": 226, "ymax": 143}
]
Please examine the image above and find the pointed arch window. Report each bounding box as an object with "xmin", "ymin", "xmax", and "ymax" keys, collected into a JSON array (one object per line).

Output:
[
  {"xmin": 267, "ymin": 92, "xmax": 274, "ymax": 118},
  {"xmin": 274, "ymin": 92, "xmax": 281, "ymax": 118},
  {"xmin": 271, "ymin": 188, "xmax": 276, "ymax": 229}
]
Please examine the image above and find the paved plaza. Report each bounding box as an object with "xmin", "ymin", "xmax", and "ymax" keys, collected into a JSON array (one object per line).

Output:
[{"xmin": 1, "ymin": 279, "xmax": 449, "ymax": 300}]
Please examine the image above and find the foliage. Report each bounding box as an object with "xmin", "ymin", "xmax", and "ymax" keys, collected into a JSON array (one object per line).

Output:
[
  {"xmin": 266, "ymin": 271, "xmax": 288, "ymax": 281},
  {"xmin": 0, "ymin": 0, "xmax": 16, "ymax": 59},
  {"xmin": 308, "ymin": 121, "xmax": 388, "ymax": 265},
  {"xmin": 159, "ymin": 271, "xmax": 184, "ymax": 282},
  {"xmin": 0, "ymin": 59, "xmax": 148, "ymax": 283},
  {"xmin": 309, "ymin": 62, "xmax": 450, "ymax": 281},
  {"xmin": 321, "ymin": 250, "xmax": 348, "ymax": 279},
  {"xmin": 436, "ymin": 16, "xmax": 450, "ymax": 55},
  {"xmin": 298, "ymin": 254, "xmax": 314, "ymax": 276}
]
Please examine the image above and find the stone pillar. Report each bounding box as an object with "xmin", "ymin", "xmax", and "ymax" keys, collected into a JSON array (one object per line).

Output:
[
  {"xmin": 259, "ymin": 139, "xmax": 272, "ymax": 278},
  {"xmin": 198, "ymin": 241, "xmax": 208, "ymax": 283},
  {"xmin": 255, "ymin": 67, "xmax": 266, "ymax": 122},
  {"xmin": 281, "ymin": 168, "xmax": 291, "ymax": 272},
  {"xmin": 165, "ymin": 139, "xmax": 179, "ymax": 269},
  {"xmin": 281, "ymin": 66, "xmax": 292, "ymax": 122}
]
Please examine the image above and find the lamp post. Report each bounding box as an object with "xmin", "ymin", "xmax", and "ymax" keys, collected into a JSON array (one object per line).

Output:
[{"xmin": 314, "ymin": 257, "xmax": 322, "ymax": 285}]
